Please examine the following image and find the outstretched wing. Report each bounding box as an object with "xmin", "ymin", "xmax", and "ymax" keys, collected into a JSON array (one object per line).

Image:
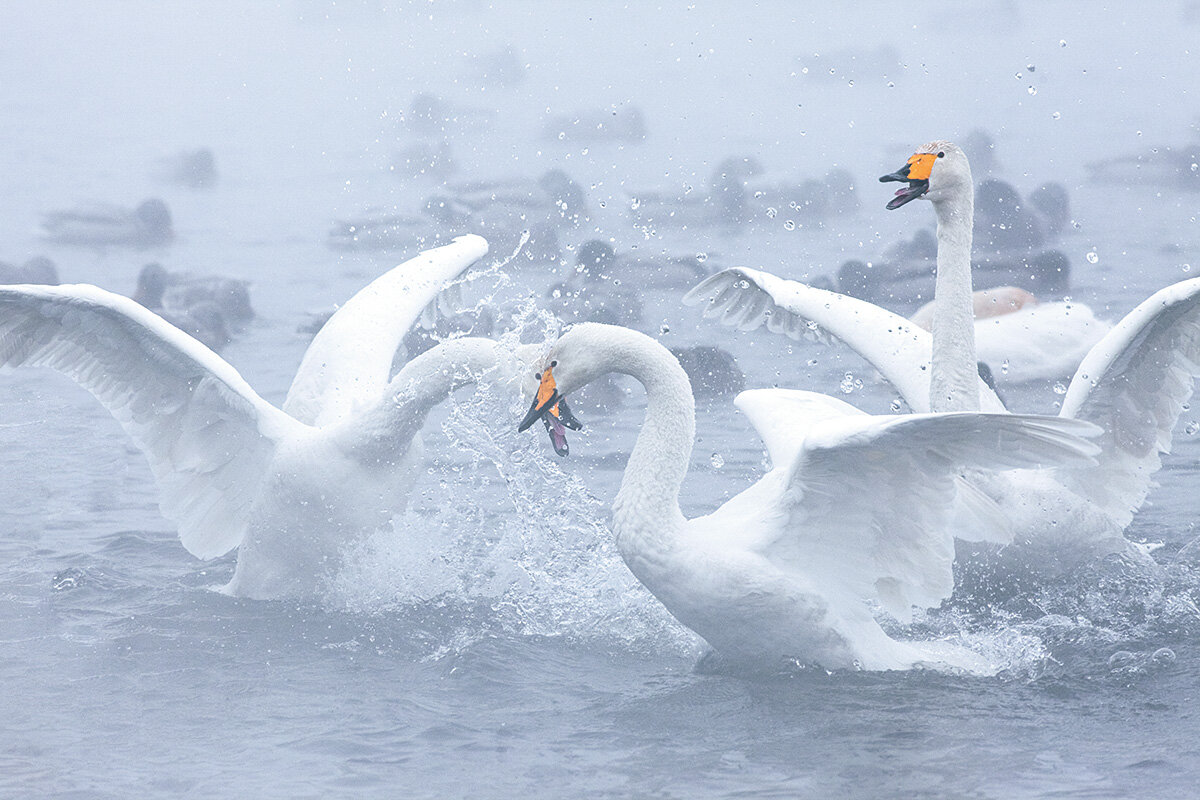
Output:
[
  {"xmin": 0, "ymin": 285, "xmax": 303, "ymax": 558},
  {"xmin": 684, "ymin": 267, "xmax": 1005, "ymax": 413},
  {"xmin": 730, "ymin": 389, "xmax": 1098, "ymax": 621},
  {"xmin": 1058, "ymin": 277, "xmax": 1200, "ymax": 526},
  {"xmin": 284, "ymin": 234, "xmax": 489, "ymax": 427}
]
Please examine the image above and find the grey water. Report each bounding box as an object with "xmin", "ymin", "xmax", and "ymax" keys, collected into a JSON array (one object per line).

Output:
[{"xmin": 2, "ymin": 2, "xmax": 1200, "ymax": 797}]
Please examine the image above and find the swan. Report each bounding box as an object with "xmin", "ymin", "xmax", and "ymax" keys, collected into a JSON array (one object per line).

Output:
[
  {"xmin": 685, "ymin": 140, "xmax": 1200, "ymax": 574},
  {"xmin": 0, "ymin": 235, "xmax": 534, "ymax": 599},
  {"xmin": 907, "ymin": 286, "xmax": 1111, "ymax": 384},
  {"xmin": 515, "ymin": 323, "xmax": 1100, "ymax": 672}
]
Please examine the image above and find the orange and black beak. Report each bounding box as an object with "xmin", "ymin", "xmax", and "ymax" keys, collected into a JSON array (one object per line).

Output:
[
  {"xmin": 880, "ymin": 152, "xmax": 936, "ymax": 209},
  {"xmin": 518, "ymin": 364, "xmax": 583, "ymax": 457}
]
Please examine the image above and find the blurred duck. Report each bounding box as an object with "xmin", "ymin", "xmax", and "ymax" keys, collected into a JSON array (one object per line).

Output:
[
  {"xmin": 42, "ymin": 198, "xmax": 173, "ymax": 248},
  {"xmin": 134, "ymin": 263, "xmax": 254, "ymax": 329},
  {"xmin": 155, "ymin": 148, "xmax": 218, "ymax": 189},
  {"xmin": 668, "ymin": 345, "xmax": 745, "ymax": 399},
  {"xmin": 425, "ymin": 169, "xmax": 589, "ymax": 230},
  {"xmin": 327, "ymin": 212, "xmax": 445, "ymax": 253},
  {"xmin": 1086, "ymin": 142, "xmax": 1200, "ymax": 191},
  {"xmin": 745, "ymin": 166, "xmax": 860, "ymax": 223},
  {"xmin": 399, "ymin": 92, "xmax": 495, "ymax": 138},
  {"xmin": 132, "ymin": 263, "xmax": 252, "ymax": 351},
  {"xmin": 546, "ymin": 241, "xmax": 644, "ymax": 328},
  {"xmin": 0, "ymin": 257, "xmax": 59, "ymax": 285},
  {"xmin": 629, "ymin": 157, "xmax": 763, "ymax": 230},
  {"xmin": 392, "ymin": 140, "xmax": 457, "ymax": 181},
  {"xmin": 543, "ymin": 105, "xmax": 647, "ymax": 144}
]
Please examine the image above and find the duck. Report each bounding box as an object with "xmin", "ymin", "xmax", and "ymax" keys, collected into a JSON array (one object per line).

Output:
[
  {"xmin": 542, "ymin": 105, "xmax": 647, "ymax": 144},
  {"xmin": 134, "ymin": 263, "xmax": 254, "ymax": 329},
  {"xmin": 628, "ymin": 157, "xmax": 763, "ymax": 230},
  {"xmin": 745, "ymin": 166, "xmax": 860, "ymax": 223},
  {"xmin": 41, "ymin": 198, "xmax": 173, "ymax": 248},
  {"xmin": 686, "ymin": 140, "xmax": 1200, "ymax": 577},
  {"xmin": 0, "ymin": 257, "xmax": 59, "ymax": 285},
  {"xmin": 0, "ymin": 235, "xmax": 536, "ymax": 599},
  {"xmin": 155, "ymin": 148, "xmax": 218, "ymax": 189},
  {"xmin": 668, "ymin": 345, "xmax": 745, "ymax": 399},
  {"xmin": 1086, "ymin": 142, "xmax": 1200, "ymax": 191},
  {"xmin": 327, "ymin": 212, "xmax": 451, "ymax": 253},
  {"xmin": 516, "ymin": 322, "xmax": 1099, "ymax": 672}
]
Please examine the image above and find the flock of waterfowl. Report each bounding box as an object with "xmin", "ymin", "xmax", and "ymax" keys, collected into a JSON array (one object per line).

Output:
[{"xmin": 4, "ymin": 135, "xmax": 1200, "ymax": 674}]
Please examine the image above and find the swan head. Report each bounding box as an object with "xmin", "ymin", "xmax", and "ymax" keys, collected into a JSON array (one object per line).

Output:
[
  {"xmin": 516, "ymin": 322, "xmax": 654, "ymax": 454},
  {"xmin": 879, "ymin": 140, "xmax": 972, "ymax": 210}
]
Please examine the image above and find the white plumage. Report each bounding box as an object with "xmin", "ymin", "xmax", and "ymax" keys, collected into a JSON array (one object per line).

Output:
[
  {"xmin": 519, "ymin": 323, "xmax": 1099, "ymax": 671},
  {"xmin": 0, "ymin": 235, "xmax": 525, "ymax": 598},
  {"xmin": 685, "ymin": 140, "xmax": 1200, "ymax": 573}
]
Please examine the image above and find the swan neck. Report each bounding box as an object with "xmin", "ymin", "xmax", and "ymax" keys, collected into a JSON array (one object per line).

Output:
[
  {"xmin": 606, "ymin": 336, "xmax": 694, "ymax": 560},
  {"xmin": 334, "ymin": 337, "xmax": 505, "ymax": 457},
  {"xmin": 930, "ymin": 190, "xmax": 980, "ymax": 413}
]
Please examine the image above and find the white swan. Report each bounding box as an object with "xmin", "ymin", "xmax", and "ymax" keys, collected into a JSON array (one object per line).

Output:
[
  {"xmin": 516, "ymin": 322, "xmax": 1100, "ymax": 672},
  {"xmin": 908, "ymin": 286, "xmax": 1111, "ymax": 384},
  {"xmin": 0, "ymin": 235, "xmax": 531, "ymax": 599},
  {"xmin": 685, "ymin": 141, "xmax": 1200, "ymax": 573}
]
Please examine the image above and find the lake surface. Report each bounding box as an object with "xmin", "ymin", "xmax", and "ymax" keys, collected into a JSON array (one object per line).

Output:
[{"xmin": 2, "ymin": 2, "xmax": 1200, "ymax": 797}]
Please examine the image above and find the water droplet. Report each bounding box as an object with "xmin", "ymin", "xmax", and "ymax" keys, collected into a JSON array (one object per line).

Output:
[
  {"xmin": 1059, "ymin": 39, "xmax": 1068, "ymax": 47},
  {"xmin": 1108, "ymin": 650, "xmax": 1136, "ymax": 670},
  {"xmin": 683, "ymin": 184, "xmax": 694, "ymax": 195},
  {"xmin": 1086, "ymin": 250, "xmax": 1099, "ymax": 264},
  {"xmin": 839, "ymin": 372, "xmax": 862, "ymax": 394},
  {"xmin": 1052, "ymin": 111, "xmax": 1062, "ymax": 120},
  {"xmin": 1027, "ymin": 64, "xmax": 1036, "ymax": 72},
  {"xmin": 1192, "ymin": 163, "xmax": 1199, "ymax": 173},
  {"xmin": 890, "ymin": 398, "xmax": 903, "ymax": 412},
  {"xmin": 1001, "ymin": 359, "xmax": 1010, "ymax": 375},
  {"xmin": 598, "ymin": 199, "xmax": 607, "ymax": 208},
  {"xmin": 581, "ymin": 147, "xmax": 589, "ymax": 156},
  {"xmin": 783, "ymin": 220, "xmax": 796, "ymax": 231},
  {"xmin": 847, "ymin": 79, "xmax": 855, "ymax": 87},
  {"xmin": 557, "ymin": 131, "xmax": 566, "ymax": 140},
  {"xmin": 735, "ymin": 279, "xmax": 750, "ymax": 289},
  {"xmin": 630, "ymin": 198, "xmax": 641, "ymax": 210},
  {"xmin": 696, "ymin": 252, "xmax": 708, "ymax": 263},
  {"xmin": 766, "ymin": 207, "xmax": 778, "ymax": 218},
  {"xmin": 659, "ymin": 323, "xmax": 670, "ymax": 334},
  {"xmin": 52, "ymin": 567, "xmax": 85, "ymax": 591},
  {"xmin": 1183, "ymin": 264, "xmax": 1192, "ymax": 273},
  {"xmin": 1027, "ymin": 85, "xmax": 1037, "ymax": 96},
  {"xmin": 1053, "ymin": 381, "xmax": 1068, "ymax": 395},
  {"xmin": 710, "ymin": 452, "xmax": 725, "ymax": 469},
  {"xmin": 1186, "ymin": 421, "xmax": 1199, "ymax": 436},
  {"xmin": 1152, "ymin": 647, "xmax": 1177, "ymax": 665}
]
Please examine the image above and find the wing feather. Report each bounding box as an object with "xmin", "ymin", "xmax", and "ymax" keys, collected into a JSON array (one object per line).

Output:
[
  {"xmin": 0, "ymin": 285, "xmax": 300, "ymax": 558},
  {"xmin": 1058, "ymin": 278, "xmax": 1200, "ymax": 526},
  {"xmin": 284, "ymin": 234, "xmax": 488, "ymax": 426},
  {"xmin": 684, "ymin": 268, "xmax": 1006, "ymax": 413},
  {"xmin": 732, "ymin": 390, "xmax": 1098, "ymax": 621}
]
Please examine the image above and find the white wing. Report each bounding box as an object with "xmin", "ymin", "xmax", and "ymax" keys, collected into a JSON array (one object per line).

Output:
[
  {"xmin": 1058, "ymin": 277, "xmax": 1200, "ymax": 526},
  {"xmin": 283, "ymin": 234, "xmax": 488, "ymax": 427},
  {"xmin": 0, "ymin": 285, "xmax": 303, "ymax": 559},
  {"xmin": 730, "ymin": 389, "xmax": 1099, "ymax": 621},
  {"xmin": 684, "ymin": 268, "xmax": 1006, "ymax": 413}
]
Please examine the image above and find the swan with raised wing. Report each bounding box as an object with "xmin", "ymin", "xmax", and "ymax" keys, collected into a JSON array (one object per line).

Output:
[
  {"xmin": 0, "ymin": 235, "xmax": 539, "ymax": 599},
  {"xmin": 686, "ymin": 141, "xmax": 1200, "ymax": 573},
  {"xmin": 517, "ymin": 322, "xmax": 1099, "ymax": 672}
]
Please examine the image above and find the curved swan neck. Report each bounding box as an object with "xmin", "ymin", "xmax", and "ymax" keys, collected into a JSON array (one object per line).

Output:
[
  {"xmin": 333, "ymin": 337, "xmax": 507, "ymax": 457},
  {"xmin": 929, "ymin": 187, "xmax": 980, "ymax": 413},
  {"xmin": 587, "ymin": 329, "xmax": 694, "ymax": 556}
]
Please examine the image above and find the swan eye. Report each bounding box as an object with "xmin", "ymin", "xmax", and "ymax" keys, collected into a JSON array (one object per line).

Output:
[
  {"xmin": 937, "ymin": 151, "xmax": 945, "ymax": 158},
  {"xmin": 551, "ymin": 360, "xmax": 558, "ymax": 367},
  {"xmin": 535, "ymin": 372, "xmax": 542, "ymax": 380}
]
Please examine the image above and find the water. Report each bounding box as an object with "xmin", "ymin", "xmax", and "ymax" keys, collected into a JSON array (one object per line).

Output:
[{"xmin": 3, "ymin": 2, "xmax": 1200, "ymax": 797}]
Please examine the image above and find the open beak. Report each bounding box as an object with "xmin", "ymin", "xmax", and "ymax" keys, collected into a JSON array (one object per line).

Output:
[
  {"xmin": 879, "ymin": 152, "xmax": 936, "ymax": 210},
  {"xmin": 518, "ymin": 366, "xmax": 584, "ymax": 458},
  {"xmin": 518, "ymin": 365, "xmax": 561, "ymax": 432}
]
